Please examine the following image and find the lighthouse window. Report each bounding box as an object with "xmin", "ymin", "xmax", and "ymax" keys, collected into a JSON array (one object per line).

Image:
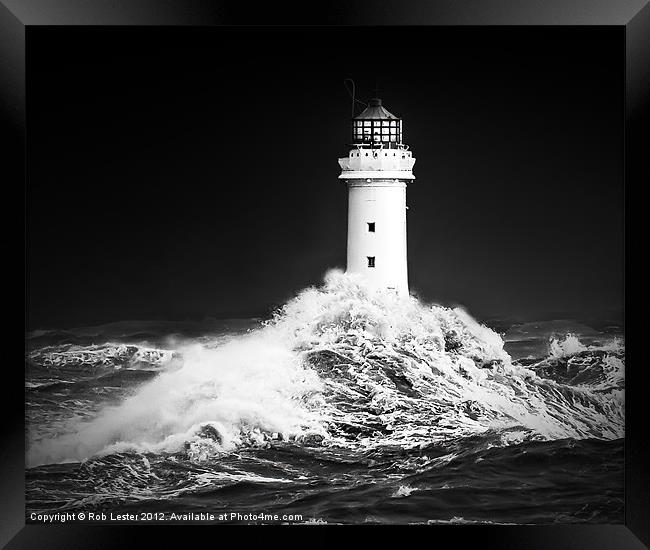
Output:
[
  {"xmin": 367, "ymin": 222, "xmax": 375, "ymax": 232},
  {"xmin": 367, "ymin": 256, "xmax": 376, "ymax": 268}
]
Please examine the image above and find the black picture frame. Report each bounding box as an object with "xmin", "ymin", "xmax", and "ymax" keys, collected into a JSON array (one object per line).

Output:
[{"xmin": 4, "ymin": 0, "xmax": 647, "ymax": 547}]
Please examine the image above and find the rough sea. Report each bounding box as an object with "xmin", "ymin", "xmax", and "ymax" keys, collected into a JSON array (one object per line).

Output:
[{"xmin": 25, "ymin": 271, "xmax": 625, "ymax": 524}]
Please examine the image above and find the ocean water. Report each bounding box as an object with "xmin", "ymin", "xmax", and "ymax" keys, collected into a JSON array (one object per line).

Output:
[{"xmin": 25, "ymin": 271, "xmax": 624, "ymax": 524}]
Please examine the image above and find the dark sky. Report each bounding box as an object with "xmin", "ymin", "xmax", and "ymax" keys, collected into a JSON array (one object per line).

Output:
[{"xmin": 27, "ymin": 27, "xmax": 624, "ymax": 328}]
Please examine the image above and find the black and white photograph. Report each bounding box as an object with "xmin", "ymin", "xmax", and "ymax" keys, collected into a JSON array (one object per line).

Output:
[{"xmin": 5, "ymin": 0, "xmax": 649, "ymax": 543}]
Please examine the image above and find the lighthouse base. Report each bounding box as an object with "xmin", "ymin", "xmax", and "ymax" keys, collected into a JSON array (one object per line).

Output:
[{"xmin": 345, "ymin": 272, "xmax": 410, "ymax": 297}]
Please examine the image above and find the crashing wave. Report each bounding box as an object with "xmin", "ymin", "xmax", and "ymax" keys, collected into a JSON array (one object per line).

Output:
[
  {"xmin": 549, "ymin": 333, "xmax": 587, "ymax": 358},
  {"xmin": 26, "ymin": 270, "xmax": 624, "ymax": 467},
  {"xmin": 529, "ymin": 333, "xmax": 624, "ymax": 393},
  {"xmin": 28, "ymin": 344, "xmax": 177, "ymax": 370}
]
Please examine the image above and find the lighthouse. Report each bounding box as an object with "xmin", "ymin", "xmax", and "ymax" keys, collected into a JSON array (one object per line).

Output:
[{"xmin": 338, "ymin": 97, "xmax": 415, "ymax": 295}]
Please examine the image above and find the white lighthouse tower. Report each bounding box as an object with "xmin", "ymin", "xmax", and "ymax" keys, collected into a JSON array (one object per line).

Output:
[{"xmin": 338, "ymin": 97, "xmax": 415, "ymax": 295}]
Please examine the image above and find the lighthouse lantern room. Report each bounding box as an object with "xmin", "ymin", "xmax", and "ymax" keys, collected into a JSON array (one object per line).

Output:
[{"xmin": 338, "ymin": 97, "xmax": 415, "ymax": 295}]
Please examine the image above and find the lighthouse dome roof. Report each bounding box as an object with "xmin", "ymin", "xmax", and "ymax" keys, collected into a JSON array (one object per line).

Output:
[{"xmin": 354, "ymin": 98, "xmax": 399, "ymax": 120}]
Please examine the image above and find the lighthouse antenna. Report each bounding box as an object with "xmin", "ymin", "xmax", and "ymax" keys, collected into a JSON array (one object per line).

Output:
[
  {"xmin": 343, "ymin": 78, "xmax": 356, "ymax": 117},
  {"xmin": 343, "ymin": 78, "xmax": 368, "ymax": 118}
]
